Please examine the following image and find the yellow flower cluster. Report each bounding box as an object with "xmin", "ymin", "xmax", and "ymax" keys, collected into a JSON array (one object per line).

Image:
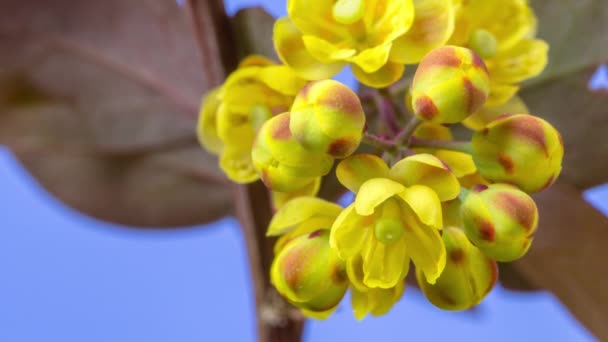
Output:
[{"xmin": 195, "ymin": 0, "xmax": 563, "ymax": 321}]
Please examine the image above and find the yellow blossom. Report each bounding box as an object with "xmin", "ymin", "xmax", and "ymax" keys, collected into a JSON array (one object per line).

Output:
[
  {"xmin": 274, "ymin": 0, "xmax": 456, "ymax": 88},
  {"xmin": 197, "ymin": 55, "xmax": 307, "ymax": 183},
  {"xmin": 331, "ymin": 153, "xmax": 460, "ymax": 289},
  {"xmin": 449, "ymin": 0, "xmax": 548, "ymax": 106}
]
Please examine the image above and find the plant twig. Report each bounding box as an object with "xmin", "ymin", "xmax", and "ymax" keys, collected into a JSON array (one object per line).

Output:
[
  {"xmin": 362, "ymin": 132, "xmax": 396, "ymax": 150},
  {"xmin": 393, "ymin": 115, "xmax": 422, "ymax": 147},
  {"xmin": 409, "ymin": 136, "xmax": 473, "ymax": 154},
  {"xmin": 186, "ymin": 1, "xmax": 304, "ymax": 341}
]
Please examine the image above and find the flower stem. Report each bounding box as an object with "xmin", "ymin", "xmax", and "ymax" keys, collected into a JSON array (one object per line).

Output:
[
  {"xmin": 362, "ymin": 132, "xmax": 396, "ymax": 150},
  {"xmin": 393, "ymin": 115, "xmax": 422, "ymax": 147},
  {"xmin": 408, "ymin": 136, "xmax": 474, "ymax": 154},
  {"xmin": 375, "ymin": 89, "xmax": 401, "ymax": 136}
]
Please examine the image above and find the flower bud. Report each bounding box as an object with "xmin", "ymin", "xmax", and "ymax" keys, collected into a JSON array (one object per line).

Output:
[
  {"xmin": 290, "ymin": 80, "xmax": 366, "ymax": 158},
  {"xmin": 472, "ymin": 114, "xmax": 563, "ymax": 193},
  {"xmin": 252, "ymin": 112, "xmax": 334, "ymax": 192},
  {"xmin": 460, "ymin": 183, "xmax": 538, "ymax": 262},
  {"xmin": 271, "ymin": 229, "xmax": 348, "ymax": 318},
  {"xmin": 410, "ymin": 46, "xmax": 490, "ymax": 124},
  {"xmin": 417, "ymin": 227, "xmax": 498, "ymax": 311}
]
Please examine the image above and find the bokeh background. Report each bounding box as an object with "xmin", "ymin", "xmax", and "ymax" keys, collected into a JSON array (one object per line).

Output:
[{"xmin": 1, "ymin": 0, "xmax": 607, "ymax": 341}]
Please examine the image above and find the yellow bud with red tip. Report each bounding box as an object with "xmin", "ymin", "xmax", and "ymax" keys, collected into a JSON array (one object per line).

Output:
[
  {"xmin": 472, "ymin": 114, "xmax": 563, "ymax": 193},
  {"xmin": 252, "ymin": 112, "xmax": 333, "ymax": 192},
  {"xmin": 460, "ymin": 183, "xmax": 539, "ymax": 262},
  {"xmin": 417, "ymin": 227, "xmax": 498, "ymax": 311},
  {"xmin": 290, "ymin": 80, "xmax": 366, "ymax": 158},
  {"xmin": 271, "ymin": 229, "xmax": 348, "ymax": 318},
  {"xmin": 410, "ymin": 46, "xmax": 490, "ymax": 124}
]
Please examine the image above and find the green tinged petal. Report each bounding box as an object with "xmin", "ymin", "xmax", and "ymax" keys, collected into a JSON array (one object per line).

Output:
[
  {"xmin": 401, "ymin": 205, "xmax": 446, "ymax": 284},
  {"xmin": 390, "ymin": 154, "xmax": 460, "ymax": 201},
  {"xmin": 268, "ymin": 197, "xmax": 342, "ymax": 236},
  {"xmin": 330, "ymin": 205, "xmax": 370, "ymax": 259},
  {"xmin": 397, "ymin": 185, "xmax": 442, "ymax": 228},
  {"xmin": 197, "ymin": 87, "xmax": 223, "ymax": 155},
  {"xmin": 351, "ymin": 60, "xmax": 405, "ymax": 88},
  {"xmin": 336, "ymin": 154, "xmax": 390, "ymax": 193},
  {"xmin": 355, "ymin": 178, "xmax": 405, "ymax": 216},
  {"xmin": 219, "ymin": 146, "xmax": 258, "ymax": 183},
  {"xmin": 390, "ymin": 0, "xmax": 455, "ymax": 64},
  {"xmin": 274, "ymin": 17, "xmax": 345, "ymax": 80}
]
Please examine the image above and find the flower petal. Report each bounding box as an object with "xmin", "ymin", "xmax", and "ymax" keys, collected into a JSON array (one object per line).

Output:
[
  {"xmin": 435, "ymin": 150, "xmax": 476, "ymax": 178},
  {"xmin": 274, "ymin": 17, "xmax": 345, "ymax": 80},
  {"xmin": 337, "ymin": 154, "xmax": 390, "ymax": 194},
  {"xmin": 355, "ymin": 178, "xmax": 405, "ymax": 216},
  {"xmin": 352, "ymin": 60, "xmax": 405, "ymax": 88},
  {"xmin": 346, "ymin": 254, "xmax": 368, "ymax": 291},
  {"xmin": 330, "ymin": 205, "xmax": 371, "ymax": 258},
  {"xmin": 219, "ymin": 146, "xmax": 258, "ymax": 183},
  {"xmin": 274, "ymin": 216, "xmax": 336, "ymax": 254},
  {"xmin": 351, "ymin": 286, "xmax": 374, "ymax": 321},
  {"xmin": 486, "ymin": 81, "xmax": 519, "ymax": 107},
  {"xmin": 364, "ymin": 0, "xmax": 414, "ymax": 43},
  {"xmin": 390, "ymin": 0, "xmax": 455, "ymax": 64},
  {"xmin": 463, "ymin": 95, "xmax": 529, "ymax": 131},
  {"xmin": 348, "ymin": 43, "xmax": 393, "ymax": 73},
  {"xmin": 272, "ymin": 177, "xmax": 321, "ymax": 211},
  {"xmin": 267, "ymin": 197, "xmax": 342, "ymax": 236},
  {"xmin": 302, "ymin": 35, "xmax": 357, "ymax": 63},
  {"xmin": 300, "ymin": 307, "xmax": 336, "ymax": 320},
  {"xmin": 401, "ymin": 205, "xmax": 446, "ymax": 284},
  {"xmin": 370, "ymin": 281, "xmax": 406, "ymax": 316},
  {"xmin": 397, "ymin": 185, "xmax": 442, "ymax": 228},
  {"xmin": 259, "ymin": 65, "xmax": 308, "ymax": 96},
  {"xmin": 287, "ymin": 0, "xmax": 348, "ymax": 40},
  {"xmin": 362, "ymin": 237, "xmax": 407, "ymax": 288},
  {"xmin": 197, "ymin": 87, "xmax": 223, "ymax": 155},
  {"xmin": 488, "ymin": 39, "xmax": 549, "ymax": 84},
  {"xmin": 238, "ymin": 55, "xmax": 274, "ymax": 68},
  {"xmin": 390, "ymin": 154, "xmax": 460, "ymax": 201}
]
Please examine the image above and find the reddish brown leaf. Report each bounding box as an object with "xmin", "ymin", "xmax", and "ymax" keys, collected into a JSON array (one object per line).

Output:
[
  {"xmin": 520, "ymin": 67, "xmax": 608, "ymax": 188},
  {"xmin": 513, "ymin": 184, "xmax": 608, "ymax": 340},
  {"xmin": 0, "ymin": 0, "xmax": 233, "ymax": 227}
]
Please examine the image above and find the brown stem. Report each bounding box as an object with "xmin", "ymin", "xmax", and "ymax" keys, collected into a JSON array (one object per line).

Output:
[
  {"xmin": 408, "ymin": 136, "xmax": 473, "ymax": 154},
  {"xmin": 234, "ymin": 183, "xmax": 305, "ymax": 342},
  {"xmin": 186, "ymin": 1, "xmax": 304, "ymax": 341}
]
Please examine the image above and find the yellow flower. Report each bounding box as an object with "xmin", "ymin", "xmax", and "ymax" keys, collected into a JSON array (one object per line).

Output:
[
  {"xmin": 413, "ymin": 123, "xmax": 477, "ymax": 180},
  {"xmin": 197, "ymin": 55, "xmax": 307, "ymax": 183},
  {"xmin": 267, "ymin": 197, "xmax": 347, "ymax": 319},
  {"xmin": 274, "ymin": 0, "xmax": 456, "ymax": 88},
  {"xmin": 331, "ymin": 153, "xmax": 460, "ymax": 289},
  {"xmin": 348, "ymin": 254, "xmax": 405, "ymax": 320},
  {"xmin": 449, "ymin": 0, "xmax": 548, "ymax": 106}
]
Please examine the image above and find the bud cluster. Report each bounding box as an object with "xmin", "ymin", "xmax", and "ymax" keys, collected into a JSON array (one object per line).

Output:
[{"xmin": 194, "ymin": 0, "xmax": 565, "ymax": 322}]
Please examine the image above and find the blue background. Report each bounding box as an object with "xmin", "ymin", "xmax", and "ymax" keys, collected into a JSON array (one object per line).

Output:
[{"xmin": 1, "ymin": 0, "xmax": 606, "ymax": 341}]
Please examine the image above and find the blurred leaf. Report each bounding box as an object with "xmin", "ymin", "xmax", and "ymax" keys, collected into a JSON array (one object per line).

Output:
[
  {"xmin": 231, "ymin": 7, "xmax": 278, "ymax": 61},
  {"xmin": 520, "ymin": 1, "xmax": 608, "ymax": 187},
  {"xmin": 513, "ymin": 184, "xmax": 608, "ymax": 340},
  {"xmin": 497, "ymin": 263, "xmax": 541, "ymax": 291},
  {"xmin": 521, "ymin": 68, "xmax": 608, "ymax": 188},
  {"xmin": 0, "ymin": 0, "xmax": 233, "ymax": 227},
  {"xmin": 529, "ymin": 0, "xmax": 608, "ymax": 85}
]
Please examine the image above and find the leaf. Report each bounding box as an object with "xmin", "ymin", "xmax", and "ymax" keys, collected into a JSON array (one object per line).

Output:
[
  {"xmin": 0, "ymin": 0, "xmax": 234, "ymax": 227},
  {"xmin": 528, "ymin": 0, "xmax": 608, "ymax": 85},
  {"xmin": 512, "ymin": 184, "xmax": 608, "ymax": 340},
  {"xmin": 231, "ymin": 7, "xmax": 279, "ymax": 60},
  {"xmin": 520, "ymin": 67, "xmax": 608, "ymax": 188},
  {"xmin": 519, "ymin": 1, "xmax": 608, "ymax": 187}
]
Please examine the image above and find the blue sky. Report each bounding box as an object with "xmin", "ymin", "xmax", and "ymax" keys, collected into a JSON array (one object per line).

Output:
[{"xmin": 0, "ymin": 0, "xmax": 605, "ymax": 341}]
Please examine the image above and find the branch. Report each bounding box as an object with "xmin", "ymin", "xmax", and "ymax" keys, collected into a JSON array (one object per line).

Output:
[
  {"xmin": 408, "ymin": 136, "xmax": 473, "ymax": 154},
  {"xmin": 186, "ymin": 1, "xmax": 304, "ymax": 341}
]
